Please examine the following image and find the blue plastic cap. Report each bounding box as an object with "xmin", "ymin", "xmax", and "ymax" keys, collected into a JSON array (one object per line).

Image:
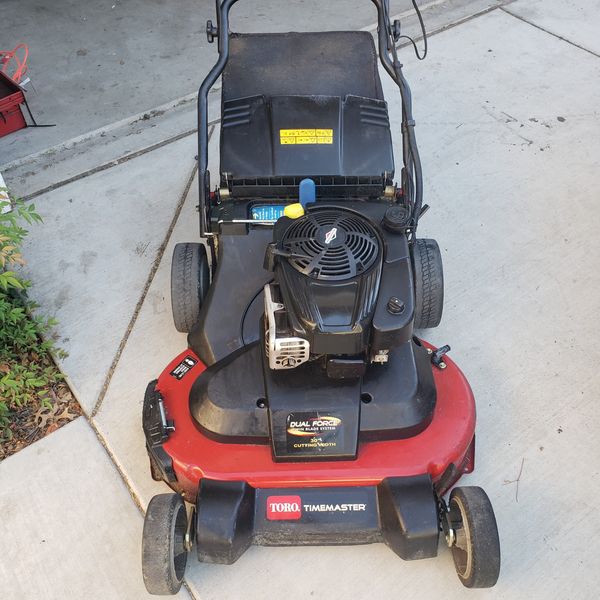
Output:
[{"xmin": 299, "ymin": 178, "xmax": 316, "ymax": 207}]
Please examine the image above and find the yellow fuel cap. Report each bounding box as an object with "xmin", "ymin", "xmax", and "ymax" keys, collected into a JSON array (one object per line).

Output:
[{"xmin": 284, "ymin": 203, "xmax": 305, "ymax": 219}]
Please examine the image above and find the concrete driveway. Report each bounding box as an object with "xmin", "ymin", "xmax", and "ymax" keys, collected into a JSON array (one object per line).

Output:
[
  {"xmin": 1, "ymin": 0, "xmax": 599, "ymax": 598},
  {"xmin": 0, "ymin": 0, "xmax": 450, "ymax": 163}
]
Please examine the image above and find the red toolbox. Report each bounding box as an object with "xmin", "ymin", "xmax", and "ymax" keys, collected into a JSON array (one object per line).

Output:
[{"xmin": 0, "ymin": 71, "xmax": 26, "ymax": 138}]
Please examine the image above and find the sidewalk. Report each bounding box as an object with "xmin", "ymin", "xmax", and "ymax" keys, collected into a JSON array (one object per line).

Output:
[{"xmin": 1, "ymin": 1, "xmax": 600, "ymax": 598}]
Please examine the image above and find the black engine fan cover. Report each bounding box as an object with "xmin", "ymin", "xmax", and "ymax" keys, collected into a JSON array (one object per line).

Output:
[{"xmin": 273, "ymin": 208, "xmax": 383, "ymax": 356}]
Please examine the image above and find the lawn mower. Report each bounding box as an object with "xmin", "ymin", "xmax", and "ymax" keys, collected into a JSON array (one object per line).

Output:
[{"xmin": 141, "ymin": 0, "xmax": 501, "ymax": 594}]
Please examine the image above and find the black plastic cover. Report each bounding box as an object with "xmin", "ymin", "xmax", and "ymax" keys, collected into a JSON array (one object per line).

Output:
[
  {"xmin": 193, "ymin": 476, "xmax": 439, "ymax": 564},
  {"xmin": 222, "ymin": 32, "xmax": 384, "ymax": 103},
  {"xmin": 142, "ymin": 380, "xmax": 177, "ymax": 483},
  {"xmin": 189, "ymin": 343, "xmax": 269, "ymax": 443},
  {"xmin": 219, "ymin": 27, "xmax": 393, "ymax": 198},
  {"xmin": 263, "ymin": 358, "xmax": 361, "ymax": 461},
  {"xmin": 188, "ymin": 229, "xmax": 273, "ymax": 366},
  {"xmin": 189, "ymin": 338, "xmax": 435, "ymax": 447},
  {"xmin": 196, "ymin": 479, "xmax": 254, "ymax": 564},
  {"xmin": 371, "ymin": 232, "xmax": 415, "ymax": 350},
  {"xmin": 220, "ymin": 95, "xmax": 394, "ymax": 191}
]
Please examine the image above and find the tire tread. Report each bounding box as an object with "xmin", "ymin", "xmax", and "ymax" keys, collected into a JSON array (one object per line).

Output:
[
  {"xmin": 171, "ymin": 243, "xmax": 205, "ymax": 333},
  {"xmin": 142, "ymin": 493, "xmax": 188, "ymax": 595},
  {"xmin": 413, "ymin": 238, "xmax": 444, "ymax": 329}
]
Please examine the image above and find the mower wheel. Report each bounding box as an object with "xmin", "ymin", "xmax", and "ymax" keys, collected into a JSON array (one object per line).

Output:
[
  {"xmin": 142, "ymin": 493, "xmax": 189, "ymax": 595},
  {"xmin": 171, "ymin": 242, "xmax": 210, "ymax": 333},
  {"xmin": 412, "ymin": 238, "xmax": 444, "ymax": 329},
  {"xmin": 448, "ymin": 486, "xmax": 501, "ymax": 588}
]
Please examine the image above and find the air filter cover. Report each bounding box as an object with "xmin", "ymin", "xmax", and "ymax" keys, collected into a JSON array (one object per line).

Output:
[{"xmin": 281, "ymin": 210, "xmax": 380, "ymax": 281}]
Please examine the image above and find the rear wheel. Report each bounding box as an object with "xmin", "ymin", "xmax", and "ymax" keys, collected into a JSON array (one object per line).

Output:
[
  {"xmin": 412, "ymin": 238, "xmax": 444, "ymax": 329},
  {"xmin": 142, "ymin": 493, "xmax": 189, "ymax": 595},
  {"xmin": 171, "ymin": 242, "xmax": 210, "ymax": 333},
  {"xmin": 448, "ymin": 486, "xmax": 501, "ymax": 588}
]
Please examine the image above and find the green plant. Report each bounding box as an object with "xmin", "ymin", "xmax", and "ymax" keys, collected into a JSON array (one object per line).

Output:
[
  {"xmin": 0, "ymin": 193, "xmax": 64, "ymax": 437},
  {"xmin": 0, "ymin": 196, "xmax": 40, "ymax": 289}
]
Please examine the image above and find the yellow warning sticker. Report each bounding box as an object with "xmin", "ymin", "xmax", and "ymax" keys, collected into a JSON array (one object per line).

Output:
[{"xmin": 280, "ymin": 129, "xmax": 333, "ymax": 145}]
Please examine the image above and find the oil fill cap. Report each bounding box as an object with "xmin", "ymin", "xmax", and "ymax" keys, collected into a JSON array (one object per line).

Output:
[{"xmin": 284, "ymin": 203, "xmax": 305, "ymax": 219}]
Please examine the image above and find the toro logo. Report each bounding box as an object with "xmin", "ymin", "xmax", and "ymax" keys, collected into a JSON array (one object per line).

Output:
[{"xmin": 266, "ymin": 495, "xmax": 302, "ymax": 520}]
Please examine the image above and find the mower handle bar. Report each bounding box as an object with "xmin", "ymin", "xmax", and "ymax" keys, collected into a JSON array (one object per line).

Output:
[{"xmin": 197, "ymin": 0, "xmax": 423, "ymax": 238}]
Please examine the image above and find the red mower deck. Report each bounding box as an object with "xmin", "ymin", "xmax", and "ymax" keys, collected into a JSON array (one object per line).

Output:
[{"xmin": 155, "ymin": 341, "xmax": 475, "ymax": 501}]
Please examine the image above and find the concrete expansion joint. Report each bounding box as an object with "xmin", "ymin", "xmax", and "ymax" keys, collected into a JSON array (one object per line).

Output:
[
  {"xmin": 499, "ymin": 6, "xmax": 600, "ymax": 59},
  {"xmin": 89, "ymin": 127, "xmax": 215, "ymax": 419},
  {"xmin": 19, "ymin": 116, "xmax": 221, "ymax": 202}
]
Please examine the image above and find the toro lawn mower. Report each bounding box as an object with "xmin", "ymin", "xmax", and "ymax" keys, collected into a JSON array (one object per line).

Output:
[{"xmin": 141, "ymin": 0, "xmax": 500, "ymax": 594}]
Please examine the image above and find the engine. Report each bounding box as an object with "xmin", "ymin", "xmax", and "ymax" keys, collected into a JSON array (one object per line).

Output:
[{"xmin": 264, "ymin": 208, "xmax": 384, "ymax": 375}]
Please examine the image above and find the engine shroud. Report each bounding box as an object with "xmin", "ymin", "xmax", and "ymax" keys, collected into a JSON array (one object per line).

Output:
[
  {"xmin": 188, "ymin": 203, "xmax": 435, "ymax": 459},
  {"xmin": 274, "ymin": 208, "xmax": 383, "ymax": 356}
]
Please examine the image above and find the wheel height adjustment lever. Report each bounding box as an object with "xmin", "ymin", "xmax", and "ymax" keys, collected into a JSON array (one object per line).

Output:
[{"xmin": 431, "ymin": 344, "xmax": 451, "ymax": 369}]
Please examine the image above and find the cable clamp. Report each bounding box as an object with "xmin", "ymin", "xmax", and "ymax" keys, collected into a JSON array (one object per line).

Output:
[{"xmin": 401, "ymin": 119, "xmax": 416, "ymax": 133}]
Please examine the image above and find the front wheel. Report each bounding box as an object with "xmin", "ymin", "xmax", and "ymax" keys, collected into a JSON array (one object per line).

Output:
[
  {"xmin": 142, "ymin": 493, "xmax": 189, "ymax": 595},
  {"xmin": 448, "ymin": 486, "xmax": 501, "ymax": 588}
]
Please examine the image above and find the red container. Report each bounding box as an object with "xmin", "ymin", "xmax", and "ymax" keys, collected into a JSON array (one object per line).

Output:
[{"xmin": 0, "ymin": 71, "xmax": 26, "ymax": 138}]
